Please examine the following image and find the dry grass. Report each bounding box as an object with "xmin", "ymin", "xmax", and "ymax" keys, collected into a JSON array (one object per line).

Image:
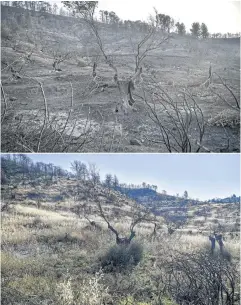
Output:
[{"xmin": 1, "ymin": 195, "xmax": 240, "ymax": 305}]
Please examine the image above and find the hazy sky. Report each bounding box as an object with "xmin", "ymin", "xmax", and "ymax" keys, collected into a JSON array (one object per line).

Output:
[
  {"xmin": 97, "ymin": 0, "xmax": 241, "ymax": 33},
  {"xmin": 27, "ymin": 153, "xmax": 240, "ymax": 200},
  {"xmin": 54, "ymin": 0, "xmax": 241, "ymax": 33}
]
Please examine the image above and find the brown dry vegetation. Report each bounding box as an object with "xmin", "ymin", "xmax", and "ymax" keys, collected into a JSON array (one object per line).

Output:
[
  {"xmin": 1, "ymin": 5, "xmax": 240, "ymax": 153},
  {"xmin": 1, "ymin": 178, "xmax": 240, "ymax": 305}
]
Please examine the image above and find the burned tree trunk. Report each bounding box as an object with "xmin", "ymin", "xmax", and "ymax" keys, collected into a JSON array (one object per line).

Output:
[
  {"xmin": 215, "ymin": 233, "xmax": 224, "ymax": 254},
  {"xmin": 97, "ymin": 201, "xmax": 136, "ymax": 246},
  {"xmin": 92, "ymin": 62, "xmax": 97, "ymax": 77},
  {"xmin": 209, "ymin": 235, "xmax": 216, "ymax": 254},
  {"xmin": 52, "ymin": 59, "xmax": 62, "ymax": 72},
  {"xmin": 116, "ymin": 230, "xmax": 136, "ymax": 245},
  {"xmin": 127, "ymin": 80, "xmax": 136, "ymax": 106}
]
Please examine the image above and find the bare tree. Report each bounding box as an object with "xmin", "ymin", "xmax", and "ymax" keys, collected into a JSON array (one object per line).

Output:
[
  {"xmin": 142, "ymin": 82, "xmax": 206, "ymax": 152},
  {"xmin": 52, "ymin": 51, "xmax": 71, "ymax": 71},
  {"xmin": 209, "ymin": 73, "xmax": 240, "ymax": 111},
  {"xmin": 88, "ymin": 163, "xmax": 100, "ymax": 185},
  {"xmin": 62, "ymin": 2, "xmax": 169, "ymax": 113},
  {"xmin": 156, "ymin": 251, "xmax": 239, "ymax": 304},
  {"xmin": 132, "ymin": 21, "xmax": 170, "ymax": 72},
  {"xmin": 76, "ymin": 173, "xmax": 156, "ymax": 245},
  {"xmin": 96, "ymin": 198, "xmax": 154, "ymax": 245},
  {"xmin": 63, "ymin": 2, "xmax": 130, "ymax": 104}
]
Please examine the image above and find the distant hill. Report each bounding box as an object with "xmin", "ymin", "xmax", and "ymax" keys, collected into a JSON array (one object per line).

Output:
[
  {"xmin": 116, "ymin": 186, "xmax": 157, "ymax": 198},
  {"xmin": 115, "ymin": 185, "xmax": 240, "ymax": 209},
  {"xmin": 1, "ymin": 154, "xmax": 239, "ymax": 217},
  {"xmin": 117, "ymin": 185, "xmax": 197, "ymax": 204},
  {"xmin": 208, "ymin": 195, "xmax": 240, "ymax": 204}
]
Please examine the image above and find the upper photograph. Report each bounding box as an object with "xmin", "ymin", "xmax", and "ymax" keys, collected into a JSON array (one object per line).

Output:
[{"xmin": 1, "ymin": 1, "xmax": 240, "ymax": 153}]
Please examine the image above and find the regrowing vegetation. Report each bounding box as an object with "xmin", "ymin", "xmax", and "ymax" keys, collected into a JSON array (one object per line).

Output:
[
  {"xmin": 1, "ymin": 154, "xmax": 240, "ymax": 304},
  {"xmin": 1, "ymin": 1, "xmax": 240, "ymax": 152}
]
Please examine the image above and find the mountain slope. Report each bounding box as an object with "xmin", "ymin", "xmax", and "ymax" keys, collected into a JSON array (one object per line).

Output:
[{"xmin": 1, "ymin": 5, "xmax": 240, "ymax": 152}]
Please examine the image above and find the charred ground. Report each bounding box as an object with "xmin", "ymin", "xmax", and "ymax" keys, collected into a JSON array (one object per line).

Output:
[{"xmin": 1, "ymin": 5, "xmax": 240, "ymax": 152}]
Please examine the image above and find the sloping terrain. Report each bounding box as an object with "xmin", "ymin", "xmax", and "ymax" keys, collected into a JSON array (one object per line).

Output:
[
  {"xmin": 1, "ymin": 176, "xmax": 240, "ymax": 304},
  {"xmin": 1, "ymin": 6, "xmax": 240, "ymax": 152}
]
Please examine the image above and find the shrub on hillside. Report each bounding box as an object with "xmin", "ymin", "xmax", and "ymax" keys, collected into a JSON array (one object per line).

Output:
[
  {"xmin": 55, "ymin": 270, "xmax": 110, "ymax": 305},
  {"xmin": 157, "ymin": 249, "xmax": 238, "ymax": 304},
  {"xmin": 101, "ymin": 242, "xmax": 143, "ymax": 272}
]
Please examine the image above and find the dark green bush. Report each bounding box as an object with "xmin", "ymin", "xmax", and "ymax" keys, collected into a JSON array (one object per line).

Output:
[{"xmin": 101, "ymin": 242, "xmax": 143, "ymax": 272}]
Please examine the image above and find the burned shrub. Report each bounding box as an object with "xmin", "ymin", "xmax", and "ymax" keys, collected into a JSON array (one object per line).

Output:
[
  {"xmin": 101, "ymin": 242, "xmax": 143, "ymax": 272},
  {"xmin": 157, "ymin": 250, "xmax": 239, "ymax": 305}
]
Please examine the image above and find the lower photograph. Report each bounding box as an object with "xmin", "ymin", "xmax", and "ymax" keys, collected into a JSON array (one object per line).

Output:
[{"xmin": 1, "ymin": 153, "xmax": 240, "ymax": 305}]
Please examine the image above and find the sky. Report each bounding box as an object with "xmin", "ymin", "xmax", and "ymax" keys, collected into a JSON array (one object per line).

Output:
[
  {"xmin": 27, "ymin": 153, "xmax": 240, "ymax": 200},
  {"xmin": 53, "ymin": 0, "xmax": 241, "ymax": 33},
  {"xmin": 97, "ymin": 0, "xmax": 241, "ymax": 33}
]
